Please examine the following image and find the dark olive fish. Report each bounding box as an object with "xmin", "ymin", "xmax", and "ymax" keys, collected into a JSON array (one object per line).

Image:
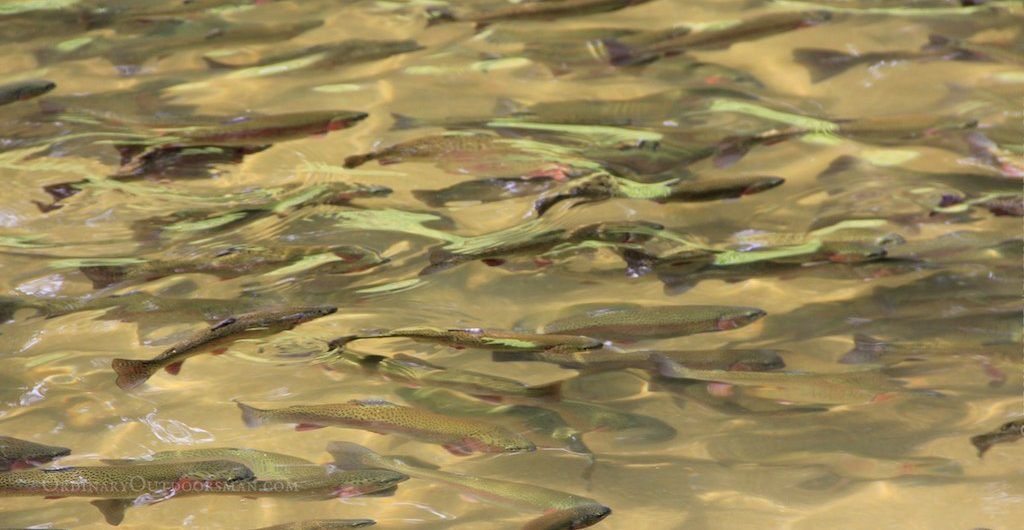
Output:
[
  {"xmin": 0, "ymin": 460, "xmax": 255, "ymax": 525},
  {"xmin": 112, "ymin": 305, "xmax": 337, "ymax": 390},
  {"xmin": 493, "ymin": 348, "xmax": 786, "ymax": 373},
  {"xmin": 139, "ymin": 110, "xmax": 368, "ymax": 149},
  {"xmin": 344, "ymin": 134, "xmax": 505, "ymax": 169},
  {"xmin": 80, "ymin": 244, "xmax": 384, "ymax": 289},
  {"xmin": 0, "ymin": 436, "xmax": 70, "ymax": 471},
  {"xmin": 427, "ymin": 0, "xmax": 652, "ymax": 28},
  {"xmin": 237, "ymin": 399, "xmax": 536, "ymax": 456},
  {"xmin": 0, "ymin": 79, "xmax": 55, "ymax": 107},
  {"xmin": 522, "ymin": 505, "xmax": 612, "ymax": 530},
  {"xmin": 413, "ymin": 177, "xmax": 559, "ymax": 207},
  {"xmin": 971, "ymin": 419, "xmax": 1024, "ymax": 457},
  {"xmin": 542, "ymin": 305, "xmax": 766, "ymax": 340},
  {"xmin": 204, "ymin": 39, "xmax": 423, "ymax": 71},
  {"xmin": 602, "ymin": 10, "xmax": 833, "ymax": 65},
  {"xmin": 330, "ymin": 327, "xmax": 604, "ymax": 354}
]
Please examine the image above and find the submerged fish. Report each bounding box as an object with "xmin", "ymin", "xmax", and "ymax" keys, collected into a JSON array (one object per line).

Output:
[
  {"xmin": 0, "ymin": 460, "xmax": 255, "ymax": 525},
  {"xmin": 253, "ymin": 521, "xmax": 376, "ymax": 530},
  {"xmin": 111, "ymin": 305, "xmax": 337, "ymax": 390},
  {"xmin": 971, "ymin": 419, "xmax": 1024, "ymax": 457},
  {"xmin": 542, "ymin": 305, "xmax": 766, "ymax": 340},
  {"xmin": 204, "ymin": 39, "xmax": 422, "ymax": 71},
  {"xmin": 840, "ymin": 333, "xmax": 1022, "ymax": 365},
  {"xmin": 412, "ymin": 177, "xmax": 559, "ymax": 207},
  {"xmin": 330, "ymin": 327, "xmax": 603, "ymax": 354},
  {"xmin": 333, "ymin": 351, "xmax": 565, "ymax": 401},
  {"xmin": 101, "ymin": 447, "xmax": 406, "ymax": 500},
  {"xmin": 0, "ymin": 79, "xmax": 55, "ymax": 107},
  {"xmin": 328, "ymin": 441, "xmax": 611, "ymax": 529},
  {"xmin": 427, "ymin": 0, "xmax": 651, "ymax": 27},
  {"xmin": 653, "ymin": 357, "xmax": 917, "ymax": 406},
  {"xmin": 80, "ymin": 244, "xmax": 384, "ymax": 289},
  {"xmin": 0, "ymin": 436, "xmax": 71, "ymax": 471},
  {"xmin": 603, "ymin": 10, "xmax": 832, "ymax": 65},
  {"xmin": 494, "ymin": 347, "xmax": 785, "ymax": 373},
  {"xmin": 237, "ymin": 399, "xmax": 536, "ymax": 456}
]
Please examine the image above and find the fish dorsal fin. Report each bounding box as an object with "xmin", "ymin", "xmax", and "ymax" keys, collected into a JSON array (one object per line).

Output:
[{"xmin": 347, "ymin": 399, "xmax": 398, "ymax": 407}]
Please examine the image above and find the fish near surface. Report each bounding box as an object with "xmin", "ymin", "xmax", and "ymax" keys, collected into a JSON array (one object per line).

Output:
[
  {"xmin": 203, "ymin": 38, "xmax": 422, "ymax": 70},
  {"xmin": 253, "ymin": 521, "xmax": 377, "ymax": 530},
  {"xmin": 329, "ymin": 326, "xmax": 604, "ymax": 354},
  {"xmin": 427, "ymin": 0, "xmax": 652, "ymax": 28},
  {"xmin": 0, "ymin": 436, "xmax": 71, "ymax": 471},
  {"xmin": 328, "ymin": 441, "xmax": 611, "ymax": 529},
  {"xmin": 542, "ymin": 305, "xmax": 766, "ymax": 341},
  {"xmin": 237, "ymin": 399, "xmax": 536, "ymax": 456},
  {"xmin": 0, "ymin": 459, "xmax": 255, "ymax": 525},
  {"xmin": 0, "ymin": 79, "xmax": 55, "ymax": 107},
  {"xmin": 971, "ymin": 419, "xmax": 1024, "ymax": 457},
  {"xmin": 111, "ymin": 305, "xmax": 337, "ymax": 390}
]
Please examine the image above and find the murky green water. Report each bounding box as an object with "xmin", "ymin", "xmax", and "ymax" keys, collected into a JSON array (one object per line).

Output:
[{"xmin": 1, "ymin": 0, "xmax": 1022, "ymax": 529}]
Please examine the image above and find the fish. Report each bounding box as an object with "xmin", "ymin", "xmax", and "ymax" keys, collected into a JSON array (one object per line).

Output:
[
  {"xmin": 395, "ymin": 386, "xmax": 593, "ymax": 456},
  {"xmin": 542, "ymin": 305, "xmax": 766, "ymax": 341},
  {"xmin": 111, "ymin": 305, "xmax": 337, "ymax": 390},
  {"xmin": 0, "ymin": 436, "xmax": 71, "ymax": 471},
  {"xmin": 427, "ymin": 0, "xmax": 652, "ymax": 28},
  {"xmin": 253, "ymin": 521, "xmax": 377, "ymax": 530},
  {"xmin": 0, "ymin": 79, "xmax": 55, "ymax": 107},
  {"xmin": 0, "ymin": 459, "xmax": 255, "ymax": 525},
  {"xmin": 412, "ymin": 176, "xmax": 560, "ymax": 207},
  {"xmin": 100, "ymin": 447, "xmax": 407, "ymax": 500},
  {"xmin": 602, "ymin": 10, "xmax": 832, "ymax": 65},
  {"xmin": 971, "ymin": 419, "xmax": 1024, "ymax": 457},
  {"xmin": 80, "ymin": 244, "xmax": 384, "ymax": 289},
  {"xmin": 341, "ymin": 352, "xmax": 565, "ymax": 401},
  {"xmin": 328, "ymin": 441, "xmax": 611, "ymax": 529},
  {"xmin": 794, "ymin": 34, "xmax": 1024, "ymax": 82},
  {"xmin": 552, "ymin": 400, "xmax": 676, "ymax": 443},
  {"xmin": 657, "ymin": 176, "xmax": 786, "ymax": 202},
  {"xmin": 493, "ymin": 348, "xmax": 786, "ymax": 373},
  {"xmin": 521, "ymin": 506, "xmax": 613, "ymax": 530},
  {"xmin": 237, "ymin": 399, "xmax": 536, "ymax": 456},
  {"xmin": 329, "ymin": 327, "xmax": 604, "ymax": 354},
  {"xmin": 839, "ymin": 333, "xmax": 1021, "ymax": 365},
  {"xmin": 204, "ymin": 39, "xmax": 423, "ymax": 70},
  {"xmin": 652, "ymin": 356, "xmax": 920, "ymax": 406}
]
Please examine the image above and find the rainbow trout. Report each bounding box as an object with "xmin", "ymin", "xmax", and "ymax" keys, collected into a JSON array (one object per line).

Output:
[
  {"xmin": 344, "ymin": 134, "xmax": 509, "ymax": 169},
  {"xmin": 0, "ymin": 460, "xmax": 255, "ymax": 525},
  {"xmin": 0, "ymin": 436, "xmax": 70, "ymax": 471},
  {"xmin": 203, "ymin": 39, "xmax": 422, "ymax": 70},
  {"xmin": 427, "ymin": 0, "xmax": 651, "ymax": 28},
  {"xmin": 328, "ymin": 441, "xmax": 611, "ymax": 529},
  {"xmin": 112, "ymin": 305, "xmax": 337, "ymax": 390},
  {"xmin": 0, "ymin": 79, "xmax": 55, "ymax": 106},
  {"xmin": 971, "ymin": 419, "xmax": 1024, "ymax": 457},
  {"xmin": 103, "ymin": 447, "xmax": 406, "ymax": 500},
  {"xmin": 329, "ymin": 327, "xmax": 604, "ymax": 354},
  {"xmin": 254, "ymin": 521, "xmax": 377, "ymax": 530},
  {"xmin": 331, "ymin": 351, "xmax": 564, "ymax": 400},
  {"xmin": 542, "ymin": 305, "xmax": 766, "ymax": 340},
  {"xmin": 652, "ymin": 357, "xmax": 917, "ymax": 406},
  {"xmin": 237, "ymin": 399, "xmax": 536, "ymax": 456},
  {"xmin": 493, "ymin": 348, "xmax": 785, "ymax": 373},
  {"xmin": 80, "ymin": 245, "xmax": 383, "ymax": 289}
]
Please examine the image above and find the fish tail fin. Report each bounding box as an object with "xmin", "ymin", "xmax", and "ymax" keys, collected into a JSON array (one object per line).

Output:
[
  {"xmin": 326, "ymin": 441, "xmax": 379, "ymax": 470},
  {"xmin": 648, "ymin": 353, "xmax": 686, "ymax": 379},
  {"xmin": 80, "ymin": 266, "xmax": 128, "ymax": 289},
  {"xmin": 838, "ymin": 334, "xmax": 886, "ymax": 364},
  {"xmin": 112, "ymin": 143, "xmax": 147, "ymax": 166},
  {"xmin": 713, "ymin": 136, "xmax": 753, "ymax": 168},
  {"xmin": 343, "ymin": 153, "xmax": 375, "ymax": 169},
  {"xmin": 0, "ymin": 297, "xmax": 24, "ymax": 323},
  {"xmin": 817, "ymin": 155, "xmax": 863, "ymax": 179},
  {"xmin": 601, "ymin": 38, "xmax": 657, "ymax": 67},
  {"xmin": 111, "ymin": 358, "xmax": 154, "ymax": 391},
  {"xmin": 922, "ymin": 34, "xmax": 954, "ymax": 52},
  {"xmin": 234, "ymin": 401, "xmax": 268, "ymax": 428},
  {"xmin": 411, "ymin": 189, "xmax": 443, "ymax": 207},
  {"xmin": 528, "ymin": 379, "xmax": 564, "ymax": 400},
  {"xmin": 424, "ymin": 6, "xmax": 456, "ymax": 26},
  {"xmin": 390, "ymin": 113, "xmax": 419, "ymax": 130},
  {"xmin": 792, "ymin": 48, "xmax": 860, "ymax": 83},
  {"xmin": 91, "ymin": 498, "xmax": 132, "ymax": 526}
]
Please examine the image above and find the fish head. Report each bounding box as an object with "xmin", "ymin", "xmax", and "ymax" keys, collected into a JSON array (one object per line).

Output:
[
  {"xmin": 971, "ymin": 420, "xmax": 1024, "ymax": 456},
  {"xmin": 522, "ymin": 504, "xmax": 612, "ymax": 530},
  {"xmin": 742, "ymin": 176, "xmax": 785, "ymax": 195},
  {"xmin": 14, "ymin": 79, "xmax": 56, "ymax": 100},
  {"xmin": 717, "ymin": 307, "xmax": 767, "ymax": 330},
  {"xmin": 467, "ymin": 430, "xmax": 536, "ymax": 454},
  {"xmin": 328, "ymin": 111, "xmax": 370, "ymax": 131}
]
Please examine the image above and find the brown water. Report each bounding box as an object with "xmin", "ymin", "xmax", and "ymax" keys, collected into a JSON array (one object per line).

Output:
[{"xmin": 1, "ymin": 0, "xmax": 1022, "ymax": 529}]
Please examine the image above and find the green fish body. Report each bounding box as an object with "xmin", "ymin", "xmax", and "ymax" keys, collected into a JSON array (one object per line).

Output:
[
  {"xmin": 542, "ymin": 305, "xmax": 766, "ymax": 340},
  {"xmin": 0, "ymin": 79, "xmax": 55, "ymax": 106},
  {"xmin": 253, "ymin": 521, "xmax": 377, "ymax": 530},
  {"xmin": 112, "ymin": 305, "xmax": 337, "ymax": 390},
  {"xmin": 0, "ymin": 436, "xmax": 71, "ymax": 471},
  {"xmin": 971, "ymin": 419, "xmax": 1024, "ymax": 457},
  {"xmin": 331, "ymin": 327, "xmax": 603, "ymax": 353},
  {"xmin": 237, "ymin": 400, "xmax": 536, "ymax": 456}
]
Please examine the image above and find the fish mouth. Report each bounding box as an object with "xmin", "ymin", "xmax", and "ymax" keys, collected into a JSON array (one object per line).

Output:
[
  {"xmin": 329, "ymin": 113, "xmax": 370, "ymax": 130},
  {"xmin": 743, "ymin": 176, "xmax": 785, "ymax": 195}
]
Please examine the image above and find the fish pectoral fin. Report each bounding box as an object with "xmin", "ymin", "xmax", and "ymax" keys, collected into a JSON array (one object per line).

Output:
[
  {"xmin": 442, "ymin": 443, "xmax": 474, "ymax": 456},
  {"xmin": 91, "ymin": 498, "xmax": 134, "ymax": 526},
  {"xmin": 295, "ymin": 423, "xmax": 326, "ymax": 431},
  {"xmin": 164, "ymin": 361, "xmax": 184, "ymax": 375}
]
